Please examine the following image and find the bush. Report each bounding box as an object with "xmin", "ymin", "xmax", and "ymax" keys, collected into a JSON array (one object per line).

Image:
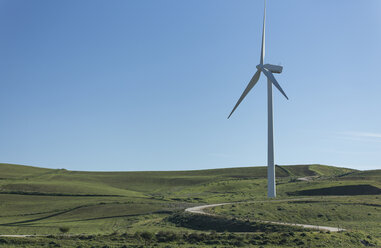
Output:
[
  {"xmin": 140, "ymin": 231, "xmax": 154, "ymax": 245},
  {"xmin": 234, "ymin": 240, "xmax": 246, "ymax": 247},
  {"xmin": 156, "ymin": 231, "xmax": 179, "ymax": 242},
  {"xmin": 134, "ymin": 231, "xmax": 142, "ymax": 240},
  {"xmin": 279, "ymin": 238, "xmax": 287, "ymax": 245},
  {"xmin": 186, "ymin": 232, "xmax": 207, "ymax": 243},
  {"xmin": 209, "ymin": 230, "xmax": 217, "ymax": 239},
  {"xmin": 59, "ymin": 227, "xmax": 70, "ymax": 234},
  {"xmin": 141, "ymin": 231, "xmax": 153, "ymax": 240}
]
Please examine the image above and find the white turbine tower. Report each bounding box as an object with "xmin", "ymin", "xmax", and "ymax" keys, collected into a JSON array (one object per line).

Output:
[{"xmin": 228, "ymin": 0, "xmax": 288, "ymax": 198}]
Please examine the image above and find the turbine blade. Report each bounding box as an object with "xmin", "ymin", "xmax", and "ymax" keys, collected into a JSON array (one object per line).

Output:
[
  {"xmin": 260, "ymin": 0, "xmax": 266, "ymax": 65},
  {"xmin": 228, "ymin": 70, "xmax": 261, "ymax": 119},
  {"xmin": 261, "ymin": 68, "xmax": 289, "ymax": 100}
]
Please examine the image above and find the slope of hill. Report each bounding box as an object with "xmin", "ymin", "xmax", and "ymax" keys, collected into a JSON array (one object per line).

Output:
[
  {"xmin": 0, "ymin": 163, "xmax": 356, "ymax": 196},
  {"xmin": 0, "ymin": 162, "xmax": 379, "ymax": 246},
  {"xmin": 0, "ymin": 163, "xmax": 52, "ymax": 179}
]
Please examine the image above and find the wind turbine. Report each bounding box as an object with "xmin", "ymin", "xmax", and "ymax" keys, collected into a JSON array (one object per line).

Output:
[{"xmin": 228, "ymin": 0, "xmax": 288, "ymax": 198}]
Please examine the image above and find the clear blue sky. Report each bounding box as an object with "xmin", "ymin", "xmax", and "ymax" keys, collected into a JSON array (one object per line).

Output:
[{"xmin": 1, "ymin": 0, "xmax": 380, "ymax": 171}]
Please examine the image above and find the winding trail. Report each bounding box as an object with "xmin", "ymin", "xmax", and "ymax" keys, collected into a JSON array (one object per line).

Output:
[
  {"xmin": 0, "ymin": 235, "xmax": 43, "ymax": 238},
  {"xmin": 185, "ymin": 199, "xmax": 345, "ymax": 232}
]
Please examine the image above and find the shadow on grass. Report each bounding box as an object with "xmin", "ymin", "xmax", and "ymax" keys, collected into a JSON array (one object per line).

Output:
[
  {"xmin": 288, "ymin": 184, "xmax": 381, "ymax": 196},
  {"xmin": 167, "ymin": 212, "xmax": 304, "ymax": 233}
]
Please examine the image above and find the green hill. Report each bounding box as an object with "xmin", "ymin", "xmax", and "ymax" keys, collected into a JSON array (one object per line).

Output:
[
  {"xmin": 0, "ymin": 162, "xmax": 379, "ymax": 242},
  {"xmin": 0, "ymin": 163, "xmax": 355, "ymax": 196},
  {"xmin": 0, "ymin": 163, "xmax": 51, "ymax": 179}
]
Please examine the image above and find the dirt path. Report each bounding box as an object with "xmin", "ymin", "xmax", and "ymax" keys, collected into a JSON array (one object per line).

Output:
[
  {"xmin": 185, "ymin": 199, "xmax": 345, "ymax": 232},
  {"xmin": 0, "ymin": 235, "xmax": 45, "ymax": 237}
]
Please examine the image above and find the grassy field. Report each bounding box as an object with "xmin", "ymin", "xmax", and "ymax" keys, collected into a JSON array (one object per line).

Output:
[
  {"xmin": 0, "ymin": 163, "xmax": 380, "ymax": 247},
  {"xmin": 209, "ymin": 196, "xmax": 381, "ymax": 235}
]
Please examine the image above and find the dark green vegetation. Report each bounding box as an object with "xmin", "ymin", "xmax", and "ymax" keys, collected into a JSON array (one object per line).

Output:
[
  {"xmin": 290, "ymin": 184, "xmax": 381, "ymax": 196},
  {"xmin": 167, "ymin": 212, "xmax": 304, "ymax": 232},
  {"xmin": 0, "ymin": 231, "xmax": 376, "ymax": 247},
  {"xmin": 0, "ymin": 163, "xmax": 380, "ymax": 247}
]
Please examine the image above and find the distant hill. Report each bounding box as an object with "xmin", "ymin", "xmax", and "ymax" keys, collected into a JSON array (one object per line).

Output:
[{"xmin": 0, "ymin": 163, "xmax": 356, "ymax": 196}]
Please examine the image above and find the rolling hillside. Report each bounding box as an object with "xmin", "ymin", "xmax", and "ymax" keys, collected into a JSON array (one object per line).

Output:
[
  {"xmin": 0, "ymin": 162, "xmax": 379, "ymax": 247},
  {"xmin": 0, "ymin": 163, "xmax": 356, "ymax": 197}
]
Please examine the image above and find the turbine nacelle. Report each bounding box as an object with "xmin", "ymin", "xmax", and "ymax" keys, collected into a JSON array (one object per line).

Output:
[
  {"xmin": 263, "ymin": 64, "xmax": 283, "ymax": 74},
  {"xmin": 256, "ymin": 64, "xmax": 283, "ymax": 74}
]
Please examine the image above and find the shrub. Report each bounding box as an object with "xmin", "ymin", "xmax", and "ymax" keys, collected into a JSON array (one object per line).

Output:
[
  {"xmin": 156, "ymin": 231, "xmax": 179, "ymax": 242},
  {"xmin": 59, "ymin": 227, "xmax": 70, "ymax": 234},
  {"xmin": 209, "ymin": 230, "xmax": 217, "ymax": 237},
  {"xmin": 234, "ymin": 240, "xmax": 246, "ymax": 247},
  {"xmin": 279, "ymin": 238, "xmax": 287, "ymax": 245},
  {"xmin": 140, "ymin": 231, "xmax": 154, "ymax": 245},
  {"xmin": 187, "ymin": 232, "xmax": 203, "ymax": 243},
  {"xmin": 141, "ymin": 231, "xmax": 153, "ymax": 240},
  {"xmin": 134, "ymin": 231, "xmax": 143, "ymax": 242}
]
